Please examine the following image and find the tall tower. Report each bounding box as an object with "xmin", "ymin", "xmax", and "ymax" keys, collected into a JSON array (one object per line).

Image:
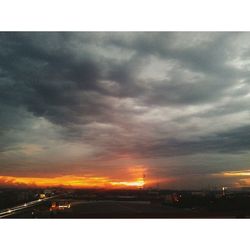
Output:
[
  {"xmin": 142, "ymin": 173, "xmax": 146, "ymax": 189},
  {"xmin": 222, "ymin": 186, "xmax": 225, "ymax": 196}
]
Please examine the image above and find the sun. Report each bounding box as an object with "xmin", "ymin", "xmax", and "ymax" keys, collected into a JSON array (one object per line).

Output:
[{"xmin": 110, "ymin": 177, "xmax": 145, "ymax": 188}]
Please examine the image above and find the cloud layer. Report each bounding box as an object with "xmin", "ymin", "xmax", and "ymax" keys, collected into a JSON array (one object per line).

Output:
[{"xmin": 1, "ymin": 32, "xmax": 250, "ymax": 188}]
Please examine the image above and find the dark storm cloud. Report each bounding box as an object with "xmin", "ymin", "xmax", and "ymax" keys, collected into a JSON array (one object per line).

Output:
[
  {"xmin": 134, "ymin": 125, "xmax": 250, "ymax": 158},
  {"xmin": 0, "ymin": 33, "xmax": 147, "ymax": 129},
  {"xmin": 0, "ymin": 33, "xmax": 243, "ymax": 116},
  {"xmin": 0, "ymin": 33, "xmax": 106, "ymax": 126},
  {"xmin": 1, "ymin": 32, "xmax": 250, "ymax": 185}
]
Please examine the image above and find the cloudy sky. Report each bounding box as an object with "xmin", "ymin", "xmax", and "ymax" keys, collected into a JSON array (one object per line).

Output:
[{"xmin": 1, "ymin": 32, "xmax": 250, "ymax": 189}]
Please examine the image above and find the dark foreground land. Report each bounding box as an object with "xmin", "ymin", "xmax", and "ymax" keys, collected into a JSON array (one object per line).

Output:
[{"xmin": 1, "ymin": 188, "xmax": 250, "ymax": 218}]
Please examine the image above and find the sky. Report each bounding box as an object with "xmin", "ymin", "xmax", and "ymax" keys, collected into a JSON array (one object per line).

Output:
[{"xmin": 1, "ymin": 32, "xmax": 250, "ymax": 189}]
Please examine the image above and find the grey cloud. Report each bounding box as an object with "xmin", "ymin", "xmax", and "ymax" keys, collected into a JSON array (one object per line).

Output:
[
  {"xmin": 1, "ymin": 32, "xmax": 250, "ymax": 187},
  {"xmin": 133, "ymin": 125, "xmax": 250, "ymax": 159}
]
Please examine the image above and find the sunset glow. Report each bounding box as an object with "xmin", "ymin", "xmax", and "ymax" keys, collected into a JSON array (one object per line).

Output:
[
  {"xmin": 222, "ymin": 170, "xmax": 250, "ymax": 177},
  {"xmin": 110, "ymin": 177, "xmax": 145, "ymax": 188},
  {"xmin": 0, "ymin": 175, "xmax": 148, "ymax": 189}
]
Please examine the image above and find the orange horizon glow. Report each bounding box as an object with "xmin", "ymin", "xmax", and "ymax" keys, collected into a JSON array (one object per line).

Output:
[
  {"xmin": 212, "ymin": 170, "xmax": 250, "ymax": 188},
  {"xmin": 110, "ymin": 177, "xmax": 145, "ymax": 188},
  {"xmin": 0, "ymin": 175, "xmax": 150, "ymax": 189},
  {"xmin": 222, "ymin": 170, "xmax": 250, "ymax": 177}
]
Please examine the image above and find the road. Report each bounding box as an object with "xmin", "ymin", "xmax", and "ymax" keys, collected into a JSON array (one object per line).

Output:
[{"xmin": 0, "ymin": 195, "xmax": 60, "ymax": 218}]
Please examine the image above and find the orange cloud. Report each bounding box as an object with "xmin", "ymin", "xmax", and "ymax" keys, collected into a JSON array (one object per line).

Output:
[
  {"xmin": 222, "ymin": 170, "xmax": 250, "ymax": 177},
  {"xmin": 211, "ymin": 170, "xmax": 250, "ymax": 188}
]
